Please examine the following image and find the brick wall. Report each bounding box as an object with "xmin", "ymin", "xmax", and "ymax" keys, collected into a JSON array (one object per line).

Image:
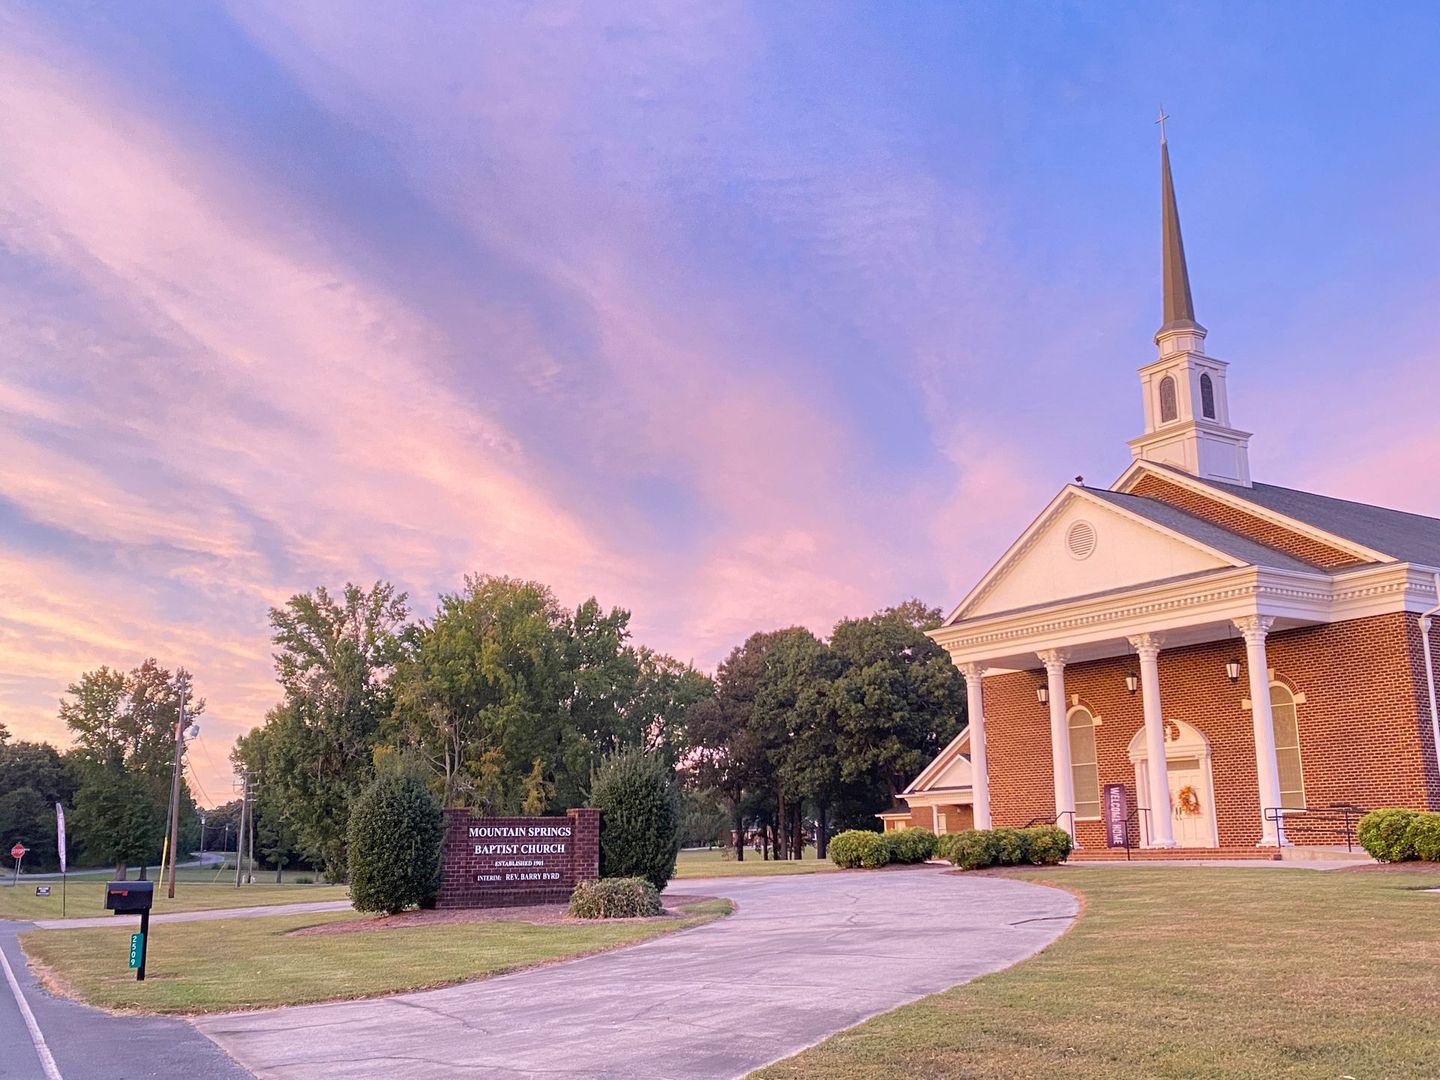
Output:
[
  {"xmin": 1129, "ymin": 473, "xmax": 1367, "ymax": 570},
  {"xmin": 980, "ymin": 612, "xmax": 1439, "ymax": 849},
  {"xmin": 436, "ymin": 807, "xmax": 600, "ymax": 909}
]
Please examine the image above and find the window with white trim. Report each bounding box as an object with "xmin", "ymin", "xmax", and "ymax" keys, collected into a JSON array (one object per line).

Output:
[
  {"xmin": 1271, "ymin": 683, "xmax": 1305, "ymax": 809},
  {"xmin": 1068, "ymin": 706, "xmax": 1101, "ymax": 819},
  {"xmin": 1200, "ymin": 373, "xmax": 1217, "ymax": 419}
]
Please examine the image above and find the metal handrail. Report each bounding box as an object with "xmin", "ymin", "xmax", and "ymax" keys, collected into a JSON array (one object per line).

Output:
[{"xmin": 1263, "ymin": 803, "xmax": 1367, "ymax": 851}]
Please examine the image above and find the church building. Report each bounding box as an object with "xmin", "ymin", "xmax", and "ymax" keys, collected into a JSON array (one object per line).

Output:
[{"xmin": 890, "ymin": 132, "xmax": 1440, "ymax": 856}]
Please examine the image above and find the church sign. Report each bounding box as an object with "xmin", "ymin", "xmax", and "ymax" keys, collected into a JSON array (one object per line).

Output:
[
  {"xmin": 1102, "ymin": 783, "xmax": 1130, "ymax": 848},
  {"xmin": 436, "ymin": 807, "xmax": 600, "ymax": 909}
]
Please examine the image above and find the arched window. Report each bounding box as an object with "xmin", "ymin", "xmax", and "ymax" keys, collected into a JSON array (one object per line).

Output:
[
  {"xmin": 1200, "ymin": 373, "xmax": 1216, "ymax": 419},
  {"xmin": 1159, "ymin": 375, "xmax": 1178, "ymax": 423},
  {"xmin": 1271, "ymin": 683, "xmax": 1305, "ymax": 809},
  {"xmin": 1068, "ymin": 706, "xmax": 1101, "ymax": 819}
]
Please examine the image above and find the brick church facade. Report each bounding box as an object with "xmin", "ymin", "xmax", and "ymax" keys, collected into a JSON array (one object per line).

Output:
[{"xmin": 888, "ymin": 134, "xmax": 1440, "ymax": 855}]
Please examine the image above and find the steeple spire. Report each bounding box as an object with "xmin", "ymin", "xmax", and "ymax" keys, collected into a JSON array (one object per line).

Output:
[{"xmin": 1157, "ymin": 112, "xmax": 1203, "ymax": 338}]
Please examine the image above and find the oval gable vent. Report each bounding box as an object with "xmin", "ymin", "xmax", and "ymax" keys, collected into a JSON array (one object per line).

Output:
[{"xmin": 1066, "ymin": 520, "xmax": 1097, "ymax": 560}]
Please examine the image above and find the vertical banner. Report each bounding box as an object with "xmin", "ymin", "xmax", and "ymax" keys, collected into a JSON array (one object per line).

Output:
[
  {"xmin": 55, "ymin": 803, "xmax": 67, "ymax": 874},
  {"xmin": 1102, "ymin": 783, "xmax": 1129, "ymax": 848}
]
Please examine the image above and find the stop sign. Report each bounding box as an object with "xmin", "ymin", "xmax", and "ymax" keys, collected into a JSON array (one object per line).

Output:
[{"xmin": 10, "ymin": 843, "xmax": 25, "ymax": 860}]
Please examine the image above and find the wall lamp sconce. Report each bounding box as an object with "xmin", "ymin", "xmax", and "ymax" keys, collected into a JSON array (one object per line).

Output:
[
  {"xmin": 1225, "ymin": 659, "xmax": 1241, "ymax": 683},
  {"xmin": 1036, "ymin": 685, "xmax": 1049, "ymax": 705},
  {"xmin": 1125, "ymin": 673, "xmax": 1138, "ymax": 695}
]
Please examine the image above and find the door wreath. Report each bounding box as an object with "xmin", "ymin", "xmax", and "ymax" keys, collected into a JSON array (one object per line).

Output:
[{"xmin": 1174, "ymin": 785, "xmax": 1201, "ymax": 816}]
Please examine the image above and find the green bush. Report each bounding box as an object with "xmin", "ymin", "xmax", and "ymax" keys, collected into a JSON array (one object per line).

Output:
[
  {"xmin": 1023, "ymin": 826, "xmax": 1073, "ymax": 865},
  {"xmin": 991, "ymin": 827, "xmax": 1028, "ymax": 866},
  {"xmin": 591, "ymin": 749, "xmax": 682, "ymax": 891},
  {"xmin": 568, "ymin": 877, "xmax": 664, "ymax": 919},
  {"xmin": 1403, "ymin": 811, "xmax": 1440, "ymax": 862},
  {"xmin": 828, "ymin": 829, "xmax": 890, "ymax": 869},
  {"xmin": 937, "ymin": 826, "xmax": 1072, "ymax": 870},
  {"xmin": 884, "ymin": 827, "xmax": 938, "ymax": 864},
  {"xmin": 1357, "ymin": 808, "xmax": 1421, "ymax": 862},
  {"xmin": 347, "ymin": 774, "xmax": 445, "ymax": 915}
]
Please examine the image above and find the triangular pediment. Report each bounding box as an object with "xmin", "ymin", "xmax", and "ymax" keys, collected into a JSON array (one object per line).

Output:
[
  {"xmin": 950, "ymin": 485, "xmax": 1243, "ymax": 623},
  {"xmin": 904, "ymin": 727, "xmax": 971, "ymax": 795}
]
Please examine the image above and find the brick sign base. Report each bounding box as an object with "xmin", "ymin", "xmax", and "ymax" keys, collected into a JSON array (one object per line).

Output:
[{"xmin": 436, "ymin": 807, "xmax": 600, "ymax": 909}]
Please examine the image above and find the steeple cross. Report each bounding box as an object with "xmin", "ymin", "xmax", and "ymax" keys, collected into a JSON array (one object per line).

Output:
[{"xmin": 1155, "ymin": 106, "xmax": 1170, "ymax": 144}]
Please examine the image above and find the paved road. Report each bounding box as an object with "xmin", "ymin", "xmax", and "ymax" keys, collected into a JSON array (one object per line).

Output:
[
  {"xmin": 195, "ymin": 868, "xmax": 1076, "ymax": 1080},
  {"xmin": 34, "ymin": 901, "xmax": 352, "ymax": 931},
  {"xmin": 0, "ymin": 921, "xmax": 248, "ymax": 1080}
]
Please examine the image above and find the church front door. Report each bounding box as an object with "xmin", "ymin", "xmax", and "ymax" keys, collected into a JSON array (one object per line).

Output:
[{"xmin": 1166, "ymin": 757, "xmax": 1213, "ymax": 848}]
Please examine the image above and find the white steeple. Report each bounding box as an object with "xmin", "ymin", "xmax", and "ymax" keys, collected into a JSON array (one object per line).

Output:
[{"xmin": 1127, "ymin": 116, "xmax": 1252, "ymax": 486}]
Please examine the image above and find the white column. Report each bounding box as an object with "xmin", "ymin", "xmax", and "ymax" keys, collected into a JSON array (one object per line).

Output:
[
  {"xmin": 1037, "ymin": 649, "xmax": 1075, "ymax": 840},
  {"xmin": 1235, "ymin": 615, "xmax": 1285, "ymax": 846},
  {"xmin": 959, "ymin": 663, "xmax": 992, "ymax": 830},
  {"xmin": 1129, "ymin": 634, "xmax": 1176, "ymax": 848}
]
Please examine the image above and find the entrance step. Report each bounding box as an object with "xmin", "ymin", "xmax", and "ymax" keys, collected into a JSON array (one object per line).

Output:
[{"xmin": 1069, "ymin": 846, "xmax": 1280, "ymax": 862}]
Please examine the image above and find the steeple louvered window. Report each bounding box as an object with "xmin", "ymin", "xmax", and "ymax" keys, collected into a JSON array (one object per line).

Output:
[
  {"xmin": 1200, "ymin": 373, "xmax": 1216, "ymax": 419},
  {"xmin": 1159, "ymin": 375, "xmax": 1178, "ymax": 423}
]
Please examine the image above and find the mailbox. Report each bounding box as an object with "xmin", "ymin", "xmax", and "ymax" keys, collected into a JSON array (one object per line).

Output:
[{"xmin": 105, "ymin": 881, "xmax": 154, "ymax": 914}]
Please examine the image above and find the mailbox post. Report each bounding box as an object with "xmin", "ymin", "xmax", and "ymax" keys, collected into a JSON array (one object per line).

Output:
[{"xmin": 105, "ymin": 880, "xmax": 154, "ymax": 981}]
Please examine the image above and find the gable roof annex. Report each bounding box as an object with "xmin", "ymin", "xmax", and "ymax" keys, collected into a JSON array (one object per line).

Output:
[{"xmin": 902, "ymin": 725, "xmax": 971, "ymax": 797}]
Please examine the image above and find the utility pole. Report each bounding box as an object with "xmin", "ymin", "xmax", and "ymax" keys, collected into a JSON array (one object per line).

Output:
[
  {"xmin": 235, "ymin": 773, "xmax": 248, "ymax": 888},
  {"xmin": 165, "ymin": 678, "xmax": 186, "ymax": 899},
  {"xmin": 247, "ymin": 777, "xmax": 257, "ymax": 884}
]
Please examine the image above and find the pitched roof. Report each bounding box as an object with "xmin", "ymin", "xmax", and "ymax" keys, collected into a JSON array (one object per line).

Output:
[
  {"xmin": 1181, "ymin": 474, "xmax": 1440, "ymax": 567},
  {"xmin": 1084, "ymin": 488, "xmax": 1318, "ymax": 572}
]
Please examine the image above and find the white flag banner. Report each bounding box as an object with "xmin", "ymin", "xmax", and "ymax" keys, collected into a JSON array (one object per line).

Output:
[{"xmin": 55, "ymin": 802, "xmax": 66, "ymax": 874}]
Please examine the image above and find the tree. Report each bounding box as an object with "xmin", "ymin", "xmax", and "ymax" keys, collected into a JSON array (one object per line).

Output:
[
  {"xmin": 259, "ymin": 581, "xmax": 409, "ymax": 879},
  {"xmin": 591, "ymin": 749, "xmax": 682, "ymax": 891},
  {"xmin": 686, "ymin": 630, "xmax": 791, "ymax": 860},
  {"xmin": 754, "ymin": 629, "xmax": 845, "ymax": 859},
  {"xmin": 347, "ymin": 774, "xmax": 445, "ymax": 915},
  {"xmin": 0, "ymin": 787, "xmax": 57, "ymax": 871},
  {"xmin": 830, "ymin": 601, "xmax": 966, "ymax": 808},
  {"xmin": 520, "ymin": 758, "xmax": 555, "ymax": 815},
  {"xmin": 60, "ymin": 660, "xmax": 204, "ymax": 779},
  {"xmin": 71, "ymin": 766, "xmax": 165, "ymax": 877},
  {"xmin": 390, "ymin": 576, "xmax": 573, "ymax": 813}
]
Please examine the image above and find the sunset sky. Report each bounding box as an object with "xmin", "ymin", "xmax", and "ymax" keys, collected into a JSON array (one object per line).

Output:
[{"xmin": 3, "ymin": 2, "xmax": 1440, "ymax": 804}]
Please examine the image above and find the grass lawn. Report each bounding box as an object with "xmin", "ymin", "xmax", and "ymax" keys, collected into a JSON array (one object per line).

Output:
[
  {"xmin": 24, "ymin": 897, "xmax": 731, "ymax": 1014},
  {"xmin": 674, "ymin": 848, "xmax": 837, "ymax": 878},
  {"xmin": 0, "ymin": 880, "xmax": 350, "ymax": 922},
  {"xmin": 755, "ymin": 866, "xmax": 1440, "ymax": 1080}
]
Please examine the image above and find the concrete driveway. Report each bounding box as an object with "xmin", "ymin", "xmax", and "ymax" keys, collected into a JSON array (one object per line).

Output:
[{"xmin": 195, "ymin": 868, "xmax": 1076, "ymax": 1080}]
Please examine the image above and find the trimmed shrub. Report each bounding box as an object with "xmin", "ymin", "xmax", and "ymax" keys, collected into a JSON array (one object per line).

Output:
[
  {"xmin": 1404, "ymin": 811, "xmax": 1440, "ymax": 862},
  {"xmin": 937, "ymin": 826, "xmax": 1072, "ymax": 871},
  {"xmin": 991, "ymin": 827, "xmax": 1028, "ymax": 866},
  {"xmin": 568, "ymin": 877, "xmax": 663, "ymax": 919},
  {"xmin": 1023, "ymin": 826, "xmax": 1073, "ymax": 866},
  {"xmin": 347, "ymin": 774, "xmax": 445, "ymax": 915},
  {"xmin": 829, "ymin": 829, "xmax": 890, "ymax": 869},
  {"xmin": 591, "ymin": 749, "xmax": 682, "ymax": 891},
  {"xmin": 884, "ymin": 827, "xmax": 938, "ymax": 864},
  {"xmin": 1357, "ymin": 808, "xmax": 1421, "ymax": 862}
]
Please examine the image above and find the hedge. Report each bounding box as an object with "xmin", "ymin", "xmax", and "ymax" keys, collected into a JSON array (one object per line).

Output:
[
  {"xmin": 937, "ymin": 826, "xmax": 1072, "ymax": 870},
  {"xmin": 884, "ymin": 826, "xmax": 938, "ymax": 864},
  {"xmin": 1357, "ymin": 808, "xmax": 1421, "ymax": 862},
  {"xmin": 1408, "ymin": 813, "xmax": 1440, "ymax": 862},
  {"xmin": 568, "ymin": 877, "xmax": 664, "ymax": 919},
  {"xmin": 828, "ymin": 829, "xmax": 890, "ymax": 869}
]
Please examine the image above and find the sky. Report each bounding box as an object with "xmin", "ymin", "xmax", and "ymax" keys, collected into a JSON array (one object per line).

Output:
[{"xmin": 3, "ymin": 2, "xmax": 1440, "ymax": 805}]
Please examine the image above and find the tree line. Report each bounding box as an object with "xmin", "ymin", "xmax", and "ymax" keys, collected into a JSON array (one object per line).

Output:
[
  {"xmin": 1, "ymin": 576, "xmax": 964, "ymax": 880},
  {"xmin": 0, "ymin": 661, "xmax": 203, "ymax": 876}
]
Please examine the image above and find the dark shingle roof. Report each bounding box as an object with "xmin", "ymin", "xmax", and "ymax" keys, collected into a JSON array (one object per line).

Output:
[
  {"xmin": 1086, "ymin": 488, "xmax": 1319, "ymax": 572},
  {"xmin": 1178, "ymin": 473, "xmax": 1440, "ymax": 567}
]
